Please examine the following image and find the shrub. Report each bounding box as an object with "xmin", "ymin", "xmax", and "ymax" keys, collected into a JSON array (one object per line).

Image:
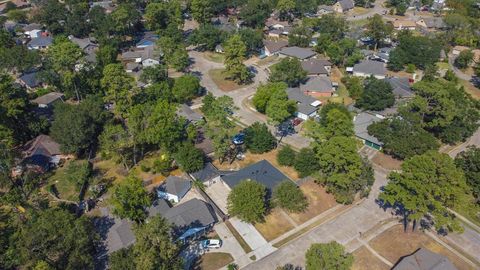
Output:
[
  {"xmin": 294, "ymin": 148, "xmax": 320, "ymax": 178},
  {"xmin": 277, "ymin": 145, "xmax": 297, "ymax": 166},
  {"xmin": 244, "ymin": 122, "xmax": 277, "ymax": 154},
  {"xmin": 273, "ymin": 181, "xmax": 308, "ymax": 212}
]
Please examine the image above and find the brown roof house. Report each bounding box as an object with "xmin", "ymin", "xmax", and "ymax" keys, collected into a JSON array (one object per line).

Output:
[
  {"xmin": 300, "ymin": 76, "xmax": 335, "ymax": 98},
  {"xmin": 262, "ymin": 39, "xmax": 288, "ymax": 57},
  {"xmin": 301, "ymin": 59, "xmax": 332, "ymax": 76},
  {"xmin": 19, "ymin": 135, "xmax": 70, "ymax": 174}
]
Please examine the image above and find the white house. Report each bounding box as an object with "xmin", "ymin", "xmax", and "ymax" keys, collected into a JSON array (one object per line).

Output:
[{"xmin": 157, "ymin": 176, "xmax": 191, "ymax": 203}]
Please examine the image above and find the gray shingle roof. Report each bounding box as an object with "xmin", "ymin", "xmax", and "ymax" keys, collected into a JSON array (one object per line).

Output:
[
  {"xmin": 28, "ymin": 36, "xmax": 53, "ymax": 48},
  {"xmin": 263, "ymin": 39, "xmax": 288, "ymax": 54},
  {"xmin": 393, "ymin": 248, "xmax": 458, "ymax": 270},
  {"xmin": 190, "ymin": 163, "xmax": 233, "ymax": 182},
  {"xmin": 385, "ymin": 77, "xmax": 413, "ymax": 98},
  {"xmin": 300, "ymin": 77, "xmax": 333, "ymax": 93},
  {"xmin": 163, "ymin": 198, "xmax": 217, "ymax": 231},
  {"xmin": 280, "ymin": 46, "xmax": 316, "ymax": 60},
  {"xmin": 287, "ymin": 87, "xmax": 317, "ymax": 105},
  {"xmin": 354, "ymin": 112, "xmax": 382, "ymax": 145},
  {"xmin": 176, "ymin": 104, "xmax": 203, "ymax": 123},
  {"xmin": 221, "ymin": 160, "xmax": 293, "ymax": 191},
  {"xmin": 422, "ymin": 17, "xmax": 446, "ymax": 29},
  {"xmin": 338, "ymin": 0, "xmax": 355, "ymax": 10},
  {"xmin": 301, "ymin": 59, "xmax": 331, "ymax": 75},
  {"xmin": 353, "ymin": 60, "xmax": 387, "ymax": 76},
  {"xmin": 32, "ymin": 92, "xmax": 64, "ymax": 106},
  {"xmin": 19, "ymin": 71, "xmax": 41, "ymax": 88},
  {"xmin": 68, "ymin": 36, "xmax": 97, "ymax": 50},
  {"xmin": 161, "ymin": 176, "xmax": 191, "ymax": 197},
  {"xmin": 106, "ymin": 218, "xmax": 135, "ymax": 253},
  {"xmin": 22, "ymin": 23, "xmax": 42, "ymax": 32}
]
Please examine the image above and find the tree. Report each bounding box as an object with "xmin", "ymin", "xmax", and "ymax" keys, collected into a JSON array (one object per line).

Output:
[
  {"xmin": 99, "ymin": 123, "xmax": 134, "ymax": 169},
  {"xmin": 239, "ymin": 0, "xmax": 272, "ymax": 28},
  {"xmin": 253, "ymin": 82, "xmax": 287, "ymax": 113},
  {"xmin": 50, "ymin": 103, "xmax": 97, "ymax": 154},
  {"xmin": 274, "ymin": 181, "xmax": 308, "ymax": 212},
  {"xmin": 322, "ymin": 108, "xmax": 354, "ymax": 139},
  {"xmin": 317, "ymin": 136, "xmax": 373, "ymax": 203},
  {"xmin": 101, "ymin": 63, "xmax": 135, "ymax": 117},
  {"xmin": 294, "ymin": 148, "xmax": 320, "ymax": 178},
  {"xmin": 14, "ymin": 208, "xmax": 98, "ymax": 269},
  {"xmin": 33, "ymin": 0, "xmax": 67, "ymax": 34},
  {"xmin": 174, "ymin": 143, "xmax": 205, "ymax": 173},
  {"xmin": 188, "ymin": 24, "xmax": 227, "ymax": 51},
  {"xmin": 110, "ymin": 175, "xmax": 151, "ymax": 223},
  {"xmin": 109, "ymin": 247, "xmax": 136, "ymax": 270},
  {"xmin": 140, "ymin": 64, "xmax": 168, "ymax": 84},
  {"xmin": 365, "ymin": 14, "xmax": 392, "ymax": 49},
  {"xmin": 455, "ymin": 146, "xmax": 480, "ymax": 203},
  {"xmin": 227, "ymin": 180, "xmax": 267, "ymax": 223},
  {"xmin": 288, "ymin": 25, "xmax": 312, "ymax": 47},
  {"xmin": 238, "ymin": 28, "xmax": 264, "ymax": 56},
  {"xmin": 64, "ymin": 160, "xmax": 92, "ymax": 191},
  {"xmin": 132, "ymin": 215, "xmax": 183, "ymax": 270},
  {"xmin": 191, "ymin": 0, "xmax": 214, "ymax": 24},
  {"xmin": 145, "ymin": 1, "xmax": 182, "ymax": 31},
  {"xmin": 224, "ymin": 35, "xmax": 251, "ymax": 84},
  {"xmin": 276, "ymin": 0, "xmax": 295, "ymax": 21},
  {"xmin": 368, "ymin": 118, "xmax": 440, "ymax": 159},
  {"xmin": 388, "ymin": 32, "xmax": 442, "ymax": 70},
  {"xmin": 244, "ymin": 122, "xmax": 277, "ymax": 154},
  {"xmin": 266, "ymin": 89, "xmax": 297, "ymax": 125},
  {"xmin": 145, "ymin": 100, "xmax": 185, "ymax": 152},
  {"xmin": 169, "ymin": 47, "xmax": 190, "ymax": 72},
  {"xmin": 455, "ymin": 50, "xmax": 474, "ymax": 69},
  {"xmin": 277, "ymin": 145, "xmax": 297, "ymax": 166},
  {"xmin": 356, "ymin": 77, "xmax": 394, "ymax": 111},
  {"xmin": 97, "ymin": 44, "xmax": 118, "ymax": 68},
  {"xmin": 305, "ymin": 242, "xmax": 353, "ymax": 270},
  {"xmin": 269, "ymin": 58, "xmax": 307, "ymax": 87},
  {"xmin": 342, "ymin": 76, "xmax": 363, "ymax": 99},
  {"xmin": 380, "ymin": 151, "xmax": 468, "ymax": 232},
  {"xmin": 172, "ymin": 74, "xmax": 201, "ymax": 103},
  {"xmin": 110, "ymin": 4, "xmax": 141, "ymax": 35}
]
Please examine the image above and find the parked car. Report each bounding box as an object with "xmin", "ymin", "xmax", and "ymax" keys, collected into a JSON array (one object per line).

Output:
[
  {"xmin": 232, "ymin": 133, "xmax": 245, "ymax": 145},
  {"xmin": 291, "ymin": 118, "xmax": 302, "ymax": 126},
  {"xmin": 202, "ymin": 239, "xmax": 222, "ymax": 249}
]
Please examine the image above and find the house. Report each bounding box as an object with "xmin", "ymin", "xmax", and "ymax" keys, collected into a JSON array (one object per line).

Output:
[
  {"xmin": 416, "ymin": 17, "xmax": 446, "ymax": 30},
  {"xmin": 194, "ymin": 127, "xmax": 214, "ymax": 156},
  {"xmin": 333, "ymin": 0, "xmax": 355, "ymax": 13},
  {"xmin": 385, "ymin": 77, "xmax": 413, "ymax": 99},
  {"xmin": 120, "ymin": 50, "xmax": 143, "ymax": 63},
  {"xmin": 352, "ymin": 60, "xmax": 387, "ymax": 79},
  {"xmin": 393, "ymin": 248, "xmax": 457, "ymax": 270},
  {"xmin": 300, "ymin": 77, "xmax": 334, "ymax": 97},
  {"xmin": 287, "ymin": 87, "xmax": 321, "ymax": 120},
  {"xmin": 392, "ymin": 20, "xmax": 417, "ymax": 31},
  {"xmin": 215, "ymin": 44, "xmax": 224, "ymax": 53},
  {"xmin": 452, "ymin": 45, "xmax": 470, "ymax": 56},
  {"xmin": 22, "ymin": 23, "xmax": 43, "ymax": 38},
  {"xmin": 176, "ymin": 104, "xmax": 203, "ymax": 124},
  {"xmin": 18, "ymin": 71, "xmax": 43, "ymax": 90},
  {"xmin": 68, "ymin": 35, "xmax": 98, "ymax": 62},
  {"xmin": 126, "ymin": 62, "xmax": 141, "ymax": 73},
  {"xmin": 32, "ymin": 92, "xmax": 64, "ymax": 108},
  {"xmin": 262, "ymin": 39, "xmax": 289, "ymax": 57},
  {"xmin": 21, "ymin": 135, "xmax": 67, "ymax": 173},
  {"xmin": 220, "ymin": 160, "xmax": 295, "ymax": 193},
  {"xmin": 90, "ymin": 0, "xmax": 116, "ymax": 14},
  {"xmin": 148, "ymin": 198, "xmax": 217, "ymax": 243},
  {"xmin": 279, "ymin": 46, "xmax": 316, "ymax": 60},
  {"xmin": 371, "ymin": 47, "xmax": 393, "ymax": 63},
  {"xmin": 317, "ymin": 5, "xmax": 334, "ymax": 15},
  {"xmin": 135, "ymin": 32, "xmax": 159, "ymax": 48},
  {"xmin": 353, "ymin": 112, "xmax": 383, "ymax": 150},
  {"xmin": 265, "ymin": 17, "xmax": 290, "ymax": 30},
  {"xmin": 105, "ymin": 218, "xmax": 135, "ymax": 254},
  {"xmin": 431, "ymin": 0, "xmax": 446, "ymax": 11},
  {"xmin": 301, "ymin": 58, "xmax": 332, "ymax": 76},
  {"xmin": 140, "ymin": 46, "xmax": 160, "ymax": 67},
  {"xmin": 157, "ymin": 176, "xmax": 191, "ymax": 203},
  {"xmin": 27, "ymin": 36, "xmax": 53, "ymax": 50}
]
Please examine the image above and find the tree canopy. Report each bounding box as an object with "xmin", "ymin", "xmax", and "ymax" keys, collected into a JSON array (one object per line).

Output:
[
  {"xmin": 227, "ymin": 180, "xmax": 267, "ymax": 223},
  {"xmin": 252, "ymin": 82, "xmax": 296, "ymax": 124},
  {"xmin": 224, "ymin": 35, "xmax": 251, "ymax": 84},
  {"xmin": 269, "ymin": 57, "xmax": 307, "ymax": 87},
  {"xmin": 244, "ymin": 122, "xmax": 277, "ymax": 154},
  {"xmin": 174, "ymin": 143, "xmax": 205, "ymax": 173},
  {"xmin": 455, "ymin": 146, "xmax": 480, "ymax": 203},
  {"xmin": 356, "ymin": 77, "xmax": 394, "ymax": 111},
  {"xmin": 110, "ymin": 175, "xmax": 151, "ymax": 223},
  {"xmin": 305, "ymin": 242, "xmax": 353, "ymax": 270},
  {"xmin": 273, "ymin": 181, "xmax": 308, "ymax": 212},
  {"xmin": 380, "ymin": 151, "xmax": 468, "ymax": 232}
]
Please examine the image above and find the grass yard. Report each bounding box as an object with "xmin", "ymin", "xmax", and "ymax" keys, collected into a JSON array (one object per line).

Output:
[
  {"xmin": 371, "ymin": 152, "xmax": 403, "ymax": 170},
  {"xmin": 369, "ymin": 225, "xmax": 473, "ymax": 270},
  {"xmin": 193, "ymin": 252, "xmax": 233, "ymax": 270},
  {"xmin": 213, "ymin": 148, "xmax": 300, "ymax": 180},
  {"xmin": 209, "ymin": 68, "xmax": 244, "ymax": 92},
  {"xmin": 256, "ymin": 55, "xmax": 280, "ymax": 66},
  {"xmin": 204, "ymin": 52, "xmax": 225, "ymax": 63},
  {"xmin": 352, "ymin": 246, "xmax": 389, "ymax": 270},
  {"xmin": 436, "ymin": 61, "xmax": 450, "ymax": 70},
  {"xmin": 255, "ymin": 208, "xmax": 295, "ymax": 241},
  {"xmin": 48, "ymin": 160, "xmax": 81, "ymax": 201},
  {"xmin": 454, "ymin": 194, "xmax": 480, "ymax": 228},
  {"xmin": 225, "ymin": 220, "xmax": 253, "ymax": 253},
  {"xmin": 287, "ymin": 181, "xmax": 338, "ymax": 224},
  {"xmin": 349, "ymin": 7, "xmax": 371, "ymax": 16}
]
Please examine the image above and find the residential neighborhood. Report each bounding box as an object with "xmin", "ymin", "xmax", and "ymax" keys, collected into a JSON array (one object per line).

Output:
[{"xmin": 1, "ymin": 0, "xmax": 480, "ymax": 270}]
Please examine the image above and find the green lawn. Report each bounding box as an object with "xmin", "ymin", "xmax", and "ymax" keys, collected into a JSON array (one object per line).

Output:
[
  {"xmin": 48, "ymin": 160, "xmax": 82, "ymax": 202},
  {"xmin": 209, "ymin": 68, "xmax": 244, "ymax": 92},
  {"xmin": 436, "ymin": 61, "xmax": 450, "ymax": 70},
  {"xmin": 454, "ymin": 194, "xmax": 480, "ymax": 228},
  {"xmin": 204, "ymin": 52, "xmax": 225, "ymax": 63}
]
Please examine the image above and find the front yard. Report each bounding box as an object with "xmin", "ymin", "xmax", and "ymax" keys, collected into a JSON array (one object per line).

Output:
[
  {"xmin": 193, "ymin": 252, "xmax": 233, "ymax": 270},
  {"xmin": 209, "ymin": 68, "xmax": 245, "ymax": 92},
  {"xmin": 254, "ymin": 208, "xmax": 295, "ymax": 241},
  {"xmin": 352, "ymin": 246, "xmax": 389, "ymax": 270}
]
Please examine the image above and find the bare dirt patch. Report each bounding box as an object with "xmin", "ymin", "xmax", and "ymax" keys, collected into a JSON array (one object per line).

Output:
[
  {"xmin": 255, "ymin": 208, "xmax": 295, "ymax": 241},
  {"xmin": 371, "ymin": 152, "xmax": 403, "ymax": 170},
  {"xmin": 193, "ymin": 252, "xmax": 233, "ymax": 270},
  {"xmin": 369, "ymin": 225, "xmax": 473, "ymax": 270},
  {"xmin": 209, "ymin": 68, "xmax": 244, "ymax": 92},
  {"xmin": 352, "ymin": 246, "xmax": 390, "ymax": 270},
  {"xmin": 287, "ymin": 181, "xmax": 338, "ymax": 224}
]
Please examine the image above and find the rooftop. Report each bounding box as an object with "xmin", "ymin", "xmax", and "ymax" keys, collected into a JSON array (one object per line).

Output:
[
  {"xmin": 176, "ymin": 104, "xmax": 203, "ymax": 123},
  {"xmin": 160, "ymin": 176, "xmax": 191, "ymax": 197},
  {"xmin": 393, "ymin": 248, "xmax": 458, "ymax": 270},
  {"xmin": 385, "ymin": 77, "xmax": 413, "ymax": 98},
  {"xmin": 353, "ymin": 112, "xmax": 383, "ymax": 145},
  {"xmin": 28, "ymin": 36, "xmax": 53, "ymax": 48},
  {"xmin": 19, "ymin": 71, "xmax": 42, "ymax": 88},
  {"xmin": 301, "ymin": 59, "xmax": 331, "ymax": 75},
  {"xmin": 263, "ymin": 39, "xmax": 288, "ymax": 54},
  {"xmin": 280, "ymin": 46, "xmax": 316, "ymax": 60},
  {"xmin": 353, "ymin": 60, "xmax": 387, "ymax": 76},
  {"xmin": 300, "ymin": 76, "xmax": 333, "ymax": 93},
  {"xmin": 32, "ymin": 92, "xmax": 64, "ymax": 105}
]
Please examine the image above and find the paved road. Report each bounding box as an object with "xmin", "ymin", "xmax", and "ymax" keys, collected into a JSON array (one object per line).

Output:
[
  {"xmin": 346, "ymin": 0, "xmax": 387, "ymax": 21},
  {"xmin": 446, "ymin": 127, "xmax": 480, "ymax": 158},
  {"xmin": 244, "ymin": 165, "xmax": 393, "ymax": 269},
  {"xmin": 448, "ymin": 55, "xmax": 473, "ymax": 81},
  {"xmin": 189, "ymin": 50, "xmax": 311, "ymax": 149}
]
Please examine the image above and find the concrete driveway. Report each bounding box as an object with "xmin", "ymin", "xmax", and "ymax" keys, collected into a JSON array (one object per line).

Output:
[{"xmin": 205, "ymin": 180, "xmax": 230, "ymax": 214}]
